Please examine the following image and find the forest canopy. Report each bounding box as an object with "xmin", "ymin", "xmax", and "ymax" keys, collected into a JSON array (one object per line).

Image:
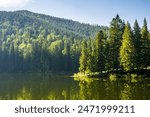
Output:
[
  {"xmin": 79, "ymin": 15, "xmax": 150, "ymax": 75},
  {"xmin": 0, "ymin": 10, "xmax": 149, "ymax": 73}
]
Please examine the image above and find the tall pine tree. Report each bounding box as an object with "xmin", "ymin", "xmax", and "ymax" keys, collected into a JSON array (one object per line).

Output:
[
  {"xmin": 133, "ymin": 20, "xmax": 142, "ymax": 70},
  {"xmin": 86, "ymin": 38, "xmax": 95, "ymax": 73},
  {"xmin": 94, "ymin": 30, "xmax": 105, "ymax": 73},
  {"xmin": 108, "ymin": 14, "xmax": 125, "ymax": 71},
  {"xmin": 79, "ymin": 40, "xmax": 88, "ymax": 74},
  {"xmin": 120, "ymin": 22, "xmax": 135, "ymax": 72},
  {"xmin": 141, "ymin": 18, "xmax": 150, "ymax": 69}
]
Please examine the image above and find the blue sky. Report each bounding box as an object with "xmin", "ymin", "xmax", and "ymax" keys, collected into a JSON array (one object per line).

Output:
[{"xmin": 0, "ymin": 0, "xmax": 150, "ymax": 27}]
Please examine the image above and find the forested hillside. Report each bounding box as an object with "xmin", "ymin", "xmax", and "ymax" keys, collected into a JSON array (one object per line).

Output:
[
  {"xmin": 0, "ymin": 10, "xmax": 107, "ymax": 73},
  {"xmin": 0, "ymin": 10, "xmax": 149, "ymax": 74}
]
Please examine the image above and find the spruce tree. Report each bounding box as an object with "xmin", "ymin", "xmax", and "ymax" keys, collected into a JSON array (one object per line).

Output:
[
  {"xmin": 108, "ymin": 14, "xmax": 125, "ymax": 71},
  {"xmin": 86, "ymin": 38, "xmax": 95, "ymax": 73},
  {"xmin": 141, "ymin": 18, "xmax": 150, "ymax": 69},
  {"xmin": 94, "ymin": 30, "xmax": 105, "ymax": 73},
  {"xmin": 79, "ymin": 40, "xmax": 88, "ymax": 74},
  {"xmin": 120, "ymin": 22, "xmax": 135, "ymax": 72},
  {"xmin": 133, "ymin": 20, "xmax": 142, "ymax": 70}
]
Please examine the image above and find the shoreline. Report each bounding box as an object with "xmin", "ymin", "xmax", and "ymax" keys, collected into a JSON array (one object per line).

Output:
[{"xmin": 74, "ymin": 69, "xmax": 150, "ymax": 78}]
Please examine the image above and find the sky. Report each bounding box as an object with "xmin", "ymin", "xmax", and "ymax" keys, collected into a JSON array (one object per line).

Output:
[{"xmin": 0, "ymin": 0, "xmax": 150, "ymax": 28}]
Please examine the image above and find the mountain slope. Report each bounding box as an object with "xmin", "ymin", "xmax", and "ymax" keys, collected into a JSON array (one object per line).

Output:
[{"xmin": 0, "ymin": 10, "xmax": 107, "ymax": 39}]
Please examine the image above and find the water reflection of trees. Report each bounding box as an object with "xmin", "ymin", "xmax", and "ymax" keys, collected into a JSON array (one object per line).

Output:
[
  {"xmin": 0, "ymin": 74, "xmax": 149, "ymax": 100},
  {"xmin": 0, "ymin": 74, "xmax": 80, "ymax": 100},
  {"xmin": 74, "ymin": 77, "xmax": 121, "ymax": 100},
  {"xmin": 74, "ymin": 76, "xmax": 150, "ymax": 100},
  {"xmin": 120, "ymin": 83, "xmax": 133, "ymax": 100},
  {"xmin": 17, "ymin": 88, "xmax": 32, "ymax": 100}
]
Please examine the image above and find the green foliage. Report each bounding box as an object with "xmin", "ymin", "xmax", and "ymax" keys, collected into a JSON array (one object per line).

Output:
[
  {"xmin": 94, "ymin": 30, "xmax": 105, "ymax": 72},
  {"xmin": 107, "ymin": 14, "xmax": 125, "ymax": 71},
  {"xmin": 120, "ymin": 22, "xmax": 135, "ymax": 71},
  {"xmin": 133, "ymin": 20, "xmax": 142, "ymax": 70},
  {"xmin": 78, "ymin": 16, "xmax": 150, "ymax": 74},
  {"xmin": 109, "ymin": 74, "xmax": 117, "ymax": 81},
  {"xmin": 86, "ymin": 38, "xmax": 95, "ymax": 73},
  {"xmin": 141, "ymin": 18, "xmax": 150, "ymax": 69},
  {"xmin": 79, "ymin": 41, "xmax": 88, "ymax": 73}
]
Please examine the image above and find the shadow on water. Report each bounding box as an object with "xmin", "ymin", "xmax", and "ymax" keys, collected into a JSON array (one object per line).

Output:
[{"xmin": 0, "ymin": 73, "xmax": 150, "ymax": 100}]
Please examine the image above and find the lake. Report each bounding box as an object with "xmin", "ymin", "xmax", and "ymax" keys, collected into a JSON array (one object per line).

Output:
[{"xmin": 0, "ymin": 73, "xmax": 150, "ymax": 100}]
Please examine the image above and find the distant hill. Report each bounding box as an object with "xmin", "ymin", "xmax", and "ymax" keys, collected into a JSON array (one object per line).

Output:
[{"xmin": 0, "ymin": 10, "xmax": 107, "ymax": 39}]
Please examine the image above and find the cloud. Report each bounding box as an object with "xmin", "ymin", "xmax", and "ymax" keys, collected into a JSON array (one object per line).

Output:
[{"xmin": 0, "ymin": 0, "xmax": 30, "ymax": 8}]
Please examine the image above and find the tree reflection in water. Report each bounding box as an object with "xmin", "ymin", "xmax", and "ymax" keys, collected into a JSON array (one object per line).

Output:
[{"xmin": 0, "ymin": 74, "xmax": 149, "ymax": 100}]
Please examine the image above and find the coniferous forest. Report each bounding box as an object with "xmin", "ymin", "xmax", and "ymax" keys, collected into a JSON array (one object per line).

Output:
[
  {"xmin": 0, "ymin": 10, "xmax": 105, "ymax": 73},
  {"xmin": 0, "ymin": 11, "xmax": 150, "ymax": 75},
  {"xmin": 79, "ymin": 15, "xmax": 150, "ymax": 76}
]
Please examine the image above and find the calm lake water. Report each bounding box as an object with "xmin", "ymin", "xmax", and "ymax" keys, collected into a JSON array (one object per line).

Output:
[{"xmin": 0, "ymin": 74, "xmax": 150, "ymax": 100}]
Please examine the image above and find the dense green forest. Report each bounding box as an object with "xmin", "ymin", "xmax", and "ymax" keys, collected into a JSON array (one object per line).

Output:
[
  {"xmin": 79, "ymin": 15, "xmax": 150, "ymax": 75},
  {"xmin": 0, "ymin": 10, "xmax": 149, "ymax": 74},
  {"xmin": 0, "ymin": 10, "xmax": 107, "ymax": 73}
]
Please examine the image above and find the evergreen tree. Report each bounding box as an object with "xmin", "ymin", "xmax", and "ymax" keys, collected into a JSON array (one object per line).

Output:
[
  {"xmin": 133, "ymin": 20, "xmax": 142, "ymax": 70},
  {"xmin": 108, "ymin": 14, "xmax": 125, "ymax": 71},
  {"xmin": 104, "ymin": 40, "xmax": 111, "ymax": 72},
  {"xmin": 141, "ymin": 18, "xmax": 150, "ymax": 69},
  {"xmin": 79, "ymin": 40, "xmax": 88, "ymax": 73},
  {"xmin": 120, "ymin": 22, "xmax": 135, "ymax": 72},
  {"xmin": 86, "ymin": 38, "xmax": 95, "ymax": 73},
  {"xmin": 94, "ymin": 30, "xmax": 105, "ymax": 73}
]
